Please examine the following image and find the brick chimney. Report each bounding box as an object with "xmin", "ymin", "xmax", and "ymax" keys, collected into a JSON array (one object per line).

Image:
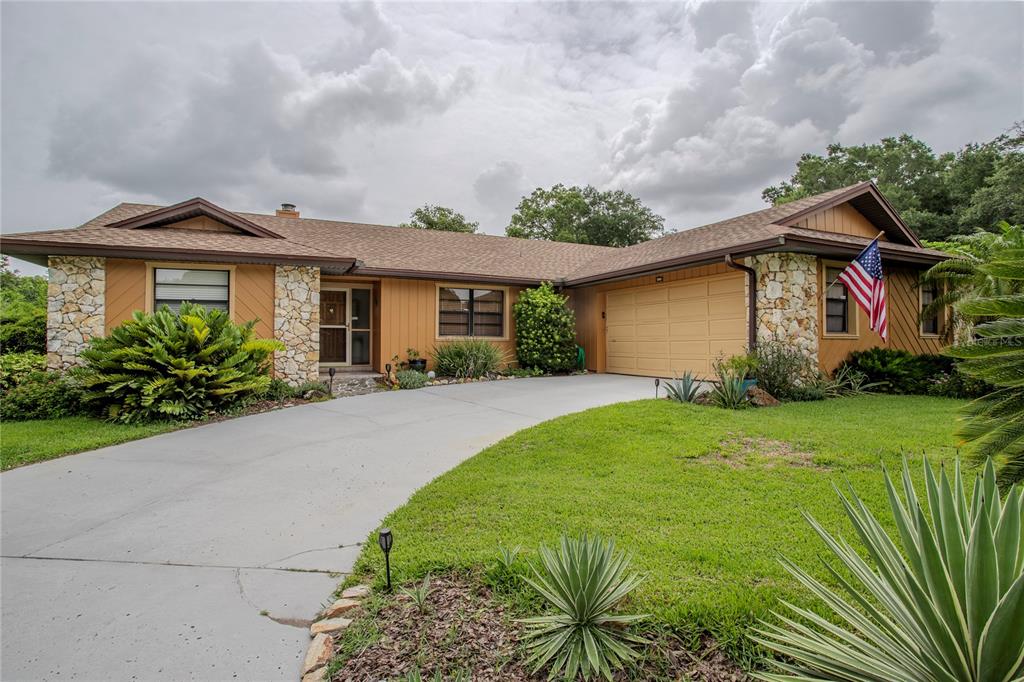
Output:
[{"xmin": 276, "ymin": 202, "xmax": 300, "ymax": 218}]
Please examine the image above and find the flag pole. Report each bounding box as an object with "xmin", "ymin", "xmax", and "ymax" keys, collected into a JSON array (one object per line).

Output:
[{"xmin": 819, "ymin": 231, "xmax": 886, "ymax": 301}]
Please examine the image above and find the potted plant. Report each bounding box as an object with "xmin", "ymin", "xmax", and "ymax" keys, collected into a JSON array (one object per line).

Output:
[{"xmin": 407, "ymin": 348, "xmax": 427, "ymax": 373}]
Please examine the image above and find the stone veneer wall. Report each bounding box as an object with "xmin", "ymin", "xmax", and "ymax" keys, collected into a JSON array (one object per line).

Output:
[
  {"xmin": 749, "ymin": 253, "xmax": 819, "ymax": 364},
  {"xmin": 274, "ymin": 265, "xmax": 320, "ymax": 385},
  {"xmin": 46, "ymin": 256, "xmax": 106, "ymax": 370}
]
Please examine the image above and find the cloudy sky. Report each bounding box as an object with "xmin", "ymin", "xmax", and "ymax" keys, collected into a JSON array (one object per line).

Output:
[{"xmin": 2, "ymin": 1, "xmax": 1022, "ymax": 272}]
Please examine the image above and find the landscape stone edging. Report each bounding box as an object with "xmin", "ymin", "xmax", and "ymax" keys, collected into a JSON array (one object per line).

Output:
[{"xmin": 300, "ymin": 584, "xmax": 371, "ymax": 681}]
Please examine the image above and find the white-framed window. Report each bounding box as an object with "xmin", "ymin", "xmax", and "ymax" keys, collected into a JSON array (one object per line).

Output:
[
  {"xmin": 153, "ymin": 268, "xmax": 230, "ymax": 313},
  {"xmin": 824, "ymin": 266, "xmax": 854, "ymax": 335},
  {"xmin": 920, "ymin": 281, "xmax": 942, "ymax": 336},
  {"xmin": 438, "ymin": 287, "xmax": 505, "ymax": 337}
]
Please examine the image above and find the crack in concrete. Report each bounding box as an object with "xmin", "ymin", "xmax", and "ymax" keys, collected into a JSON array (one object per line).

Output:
[
  {"xmin": 264, "ymin": 542, "xmax": 362, "ymax": 568},
  {"xmin": 2, "ymin": 554, "xmax": 340, "ymax": 575}
]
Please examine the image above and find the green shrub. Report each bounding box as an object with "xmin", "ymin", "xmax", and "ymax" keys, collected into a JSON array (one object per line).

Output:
[
  {"xmin": 431, "ymin": 339, "xmax": 507, "ymax": 378},
  {"xmin": 519, "ymin": 534, "xmax": 647, "ymax": 681},
  {"xmin": 752, "ymin": 342, "xmax": 819, "ymax": 401},
  {"xmin": 926, "ymin": 365, "xmax": 992, "ymax": 399},
  {"xmin": 505, "ymin": 366, "xmax": 546, "ymax": 378},
  {"xmin": 263, "ymin": 377, "xmax": 298, "ymax": 401},
  {"xmin": 396, "ymin": 369, "xmax": 428, "ymax": 389},
  {"xmin": 840, "ymin": 347, "xmax": 951, "ymax": 394},
  {"xmin": 293, "ymin": 379, "xmax": 331, "ymax": 400},
  {"xmin": 719, "ymin": 352, "xmax": 758, "ymax": 379},
  {"xmin": 0, "ymin": 371, "xmax": 83, "ymax": 420},
  {"xmin": 0, "ymin": 303, "xmax": 46, "ymax": 353},
  {"xmin": 754, "ymin": 457, "xmax": 1024, "ymax": 682},
  {"xmin": 0, "ymin": 351, "xmax": 46, "ymax": 391},
  {"xmin": 78, "ymin": 303, "xmax": 283, "ymax": 423},
  {"xmin": 664, "ymin": 371, "xmax": 700, "ymax": 403},
  {"xmin": 513, "ymin": 282, "xmax": 578, "ymax": 373}
]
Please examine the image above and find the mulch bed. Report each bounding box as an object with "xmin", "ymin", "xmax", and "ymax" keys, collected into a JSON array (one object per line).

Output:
[{"xmin": 328, "ymin": 574, "xmax": 751, "ymax": 681}]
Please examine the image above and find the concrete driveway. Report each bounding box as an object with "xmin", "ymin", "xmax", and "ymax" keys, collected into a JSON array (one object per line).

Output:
[{"xmin": 1, "ymin": 374, "xmax": 651, "ymax": 681}]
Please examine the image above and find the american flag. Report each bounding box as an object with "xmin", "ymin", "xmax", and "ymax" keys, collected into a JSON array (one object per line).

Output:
[{"xmin": 837, "ymin": 239, "xmax": 888, "ymax": 340}]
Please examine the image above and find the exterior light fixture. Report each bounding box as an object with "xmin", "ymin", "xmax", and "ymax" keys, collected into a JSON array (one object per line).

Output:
[
  {"xmin": 654, "ymin": 377, "xmax": 660, "ymax": 398},
  {"xmin": 328, "ymin": 366, "xmax": 336, "ymax": 392},
  {"xmin": 378, "ymin": 527, "xmax": 394, "ymax": 591}
]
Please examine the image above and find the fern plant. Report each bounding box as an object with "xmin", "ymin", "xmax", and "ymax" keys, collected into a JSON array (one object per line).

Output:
[
  {"xmin": 754, "ymin": 457, "xmax": 1024, "ymax": 682},
  {"xmin": 664, "ymin": 371, "xmax": 700, "ymax": 403},
  {"xmin": 519, "ymin": 534, "xmax": 647, "ymax": 681},
  {"xmin": 77, "ymin": 303, "xmax": 283, "ymax": 423}
]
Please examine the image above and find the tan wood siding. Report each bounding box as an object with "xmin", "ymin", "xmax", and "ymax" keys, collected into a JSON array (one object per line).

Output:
[
  {"xmin": 818, "ymin": 261, "xmax": 944, "ymax": 371},
  {"xmin": 165, "ymin": 215, "xmax": 240, "ymax": 233},
  {"xmin": 234, "ymin": 264, "xmax": 275, "ymax": 340},
  {"xmin": 105, "ymin": 259, "xmax": 274, "ymax": 339},
  {"xmin": 572, "ymin": 262, "xmax": 739, "ymax": 374},
  {"xmin": 378, "ymin": 278, "xmax": 520, "ymax": 372},
  {"xmin": 792, "ymin": 203, "xmax": 887, "ymax": 240},
  {"xmin": 105, "ymin": 259, "xmax": 147, "ymax": 334}
]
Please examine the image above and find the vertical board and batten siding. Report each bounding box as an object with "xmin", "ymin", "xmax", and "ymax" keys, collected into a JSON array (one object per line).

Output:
[
  {"xmin": 817, "ymin": 261, "xmax": 944, "ymax": 371},
  {"xmin": 571, "ymin": 262, "xmax": 746, "ymax": 377},
  {"xmin": 104, "ymin": 259, "xmax": 275, "ymax": 340},
  {"xmin": 790, "ymin": 203, "xmax": 888, "ymax": 240},
  {"xmin": 377, "ymin": 277, "xmax": 520, "ymax": 372}
]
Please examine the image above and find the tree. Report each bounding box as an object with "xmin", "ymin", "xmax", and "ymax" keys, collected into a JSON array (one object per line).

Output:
[
  {"xmin": 0, "ymin": 256, "xmax": 47, "ymax": 353},
  {"xmin": 763, "ymin": 125, "xmax": 1024, "ymax": 241},
  {"xmin": 506, "ymin": 184, "xmax": 664, "ymax": 247},
  {"xmin": 399, "ymin": 205, "xmax": 478, "ymax": 233},
  {"xmin": 513, "ymin": 282, "xmax": 577, "ymax": 372}
]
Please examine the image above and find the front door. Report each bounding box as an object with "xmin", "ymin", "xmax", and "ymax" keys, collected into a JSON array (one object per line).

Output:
[{"xmin": 320, "ymin": 290, "xmax": 347, "ymax": 363}]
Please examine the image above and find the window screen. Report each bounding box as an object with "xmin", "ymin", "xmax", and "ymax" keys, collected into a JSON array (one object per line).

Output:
[
  {"xmin": 825, "ymin": 267, "xmax": 849, "ymax": 334},
  {"xmin": 438, "ymin": 287, "xmax": 503, "ymax": 337},
  {"xmin": 154, "ymin": 268, "xmax": 229, "ymax": 313}
]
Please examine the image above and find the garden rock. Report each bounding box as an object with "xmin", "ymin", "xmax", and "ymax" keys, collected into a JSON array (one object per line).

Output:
[
  {"xmin": 747, "ymin": 387, "xmax": 781, "ymax": 407},
  {"xmin": 300, "ymin": 666, "xmax": 328, "ymax": 682},
  {"xmin": 302, "ymin": 633, "xmax": 334, "ymax": 674},
  {"xmin": 341, "ymin": 584, "xmax": 371, "ymax": 599},
  {"xmin": 310, "ymin": 617, "xmax": 352, "ymax": 636},
  {"xmin": 321, "ymin": 598, "xmax": 360, "ymax": 619}
]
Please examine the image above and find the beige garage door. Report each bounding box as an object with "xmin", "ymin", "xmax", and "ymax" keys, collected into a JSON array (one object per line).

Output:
[{"xmin": 605, "ymin": 272, "xmax": 748, "ymax": 378}]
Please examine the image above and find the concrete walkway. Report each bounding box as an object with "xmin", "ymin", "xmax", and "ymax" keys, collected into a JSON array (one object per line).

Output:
[{"xmin": 1, "ymin": 374, "xmax": 652, "ymax": 681}]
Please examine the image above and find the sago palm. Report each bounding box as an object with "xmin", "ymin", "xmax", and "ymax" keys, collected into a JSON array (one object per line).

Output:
[
  {"xmin": 947, "ymin": 251, "xmax": 1024, "ymax": 488},
  {"xmin": 754, "ymin": 457, "xmax": 1024, "ymax": 682}
]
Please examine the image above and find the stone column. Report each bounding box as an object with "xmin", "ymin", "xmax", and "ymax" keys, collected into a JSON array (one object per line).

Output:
[
  {"xmin": 46, "ymin": 256, "xmax": 106, "ymax": 370},
  {"xmin": 749, "ymin": 253, "xmax": 819, "ymax": 365},
  {"xmin": 274, "ymin": 265, "xmax": 320, "ymax": 385}
]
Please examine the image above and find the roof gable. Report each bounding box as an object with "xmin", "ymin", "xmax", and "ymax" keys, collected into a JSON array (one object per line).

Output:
[
  {"xmin": 776, "ymin": 182, "xmax": 921, "ymax": 247},
  {"xmin": 105, "ymin": 197, "xmax": 283, "ymax": 239}
]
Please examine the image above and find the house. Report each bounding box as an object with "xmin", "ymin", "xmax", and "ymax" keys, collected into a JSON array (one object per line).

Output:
[{"xmin": 0, "ymin": 182, "xmax": 949, "ymax": 385}]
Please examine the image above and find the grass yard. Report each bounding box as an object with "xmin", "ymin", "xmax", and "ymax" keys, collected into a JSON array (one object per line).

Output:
[
  {"xmin": 0, "ymin": 416, "xmax": 179, "ymax": 470},
  {"xmin": 347, "ymin": 395, "xmax": 966, "ymax": 667}
]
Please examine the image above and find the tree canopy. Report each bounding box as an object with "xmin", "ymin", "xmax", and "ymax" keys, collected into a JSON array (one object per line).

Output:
[
  {"xmin": 399, "ymin": 205, "xmax": 478, "ymax": 233},
  {"xmin": 0, "ymin": 256, "xmax": 47, "ymax": 353},
  {"xmin": 506, "ymin": 184, "xmax": 665, "ymax": 247},
  {"xmin": 763, "ymin": 125, "xmax": 1024, "ymax": 241}
]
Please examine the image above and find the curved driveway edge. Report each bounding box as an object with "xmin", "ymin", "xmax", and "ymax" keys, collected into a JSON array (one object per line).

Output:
[{"xmin": 1, "ymin": 374, "xmax": 652, "ymax": 681}]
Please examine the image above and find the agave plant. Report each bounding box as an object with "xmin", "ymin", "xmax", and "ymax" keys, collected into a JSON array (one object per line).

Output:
[
  {"xmin": 664, "ymin": 371, "xmax": 700, "ymax": 403},
  {"xmin": 754, "ymin": 457, "xmax": 1024, "ymax": 682},
  {"xmin": 399, "ymin": 573, "xmax": 433, "ymax": 614},
  {"xmin": 711, "ymin": 369, "xmax": 750, "ymax": 409},
  {"xmin": 946, "ymin": 249, "xmax": 1024, "ymax": 488},
  {"xmin": 78, "ymin": 302, "xmax": 283, "ymax": 422},
  {"xmin": 519, "ymin": 534, "xmax": 648, "ymax": 681}
]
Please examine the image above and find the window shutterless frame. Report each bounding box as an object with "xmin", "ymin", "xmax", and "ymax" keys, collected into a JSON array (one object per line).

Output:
[
  {"xmin": 820, "ymin": 260, "xmax": 858, "ymax": 338},
  {"xmin": 145, "ymin": 262, "xmax": 236, "ymax": 318},
  {"xmin": 435, "ymin": 283, "xmax": 509, "ymax": 340},
  {"xmin": 920, "ymin": 281, "xmax": 942, "ymax": 337}
]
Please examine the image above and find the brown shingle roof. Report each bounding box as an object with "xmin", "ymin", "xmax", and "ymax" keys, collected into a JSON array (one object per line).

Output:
[{"xmin": 1, "ymin": 182, "xmax": 945, "ymax": 284}]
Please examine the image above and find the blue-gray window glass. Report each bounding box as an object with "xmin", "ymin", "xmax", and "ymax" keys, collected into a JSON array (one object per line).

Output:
[{"xmin": 154, "ymin": 268, "xmax": 229, "ymax": 313}]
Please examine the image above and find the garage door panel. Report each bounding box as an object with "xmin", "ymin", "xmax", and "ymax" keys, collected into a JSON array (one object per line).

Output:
[
  {"xmin": 668, "ymin": 299, "xmax": 709, "ymax": 321},
  {"xmin": 605, "ymin": 273, "xmax": 747, "ymax": 378},
  {"xmin": 635, "ymin": 322, "xmax": 669, "ymax": 339},
  {"xmin": 709, "ymin": 275, "xmax": 745, "ymax": 296},
  {"xmin": 669, "ymin": 281, "xmax": 708, "ymax": 300},
  {"xmin": 635, "ymin": 303, "xmax": 669, "ymax": 321}
]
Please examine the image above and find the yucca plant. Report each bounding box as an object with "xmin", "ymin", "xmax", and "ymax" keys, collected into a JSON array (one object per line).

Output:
[
  {"xmin": 519, "ymin": 534, "xmax": 647, "ymax": 681},
  {"xmin": 664, "ymin": 371, "xmax": 700, "ymax": 403},
  {"xmin": 399, "ymin": 573, "xmax": 433, "ymax": 614},
  {"xmin": 754, "ymin": 457, "xmax": 1024, "ymax": 682},
  {"xmin": 77, "ymin": 302, "xmax": 283, "ymax": 423}
]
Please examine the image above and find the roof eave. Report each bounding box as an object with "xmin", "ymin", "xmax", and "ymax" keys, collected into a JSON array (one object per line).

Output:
[
  {"xmin": 351, "ymin": 265, "xmax": 554, "ymax": 287},
  {"xmin": 0, "ymin": 238, "xmax": 356, "ymax": 269},
  {"xmin": 105, "ymin": 198, "xmax": 285, "ymax": 239}
]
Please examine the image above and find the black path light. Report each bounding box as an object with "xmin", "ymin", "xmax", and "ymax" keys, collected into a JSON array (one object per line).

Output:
[
  {"xmin": 328, "ymin": 366, "xmax": 336, "ymax": 393},
  {"xmin": 378, "ymin": 527, "xmax": 394, "ymax": 592},
  {"xmin": 654, "ymin": 377, "xmax": 660, "ymax": 398}
]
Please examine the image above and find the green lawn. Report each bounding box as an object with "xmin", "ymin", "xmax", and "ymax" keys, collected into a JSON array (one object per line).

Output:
[
  {"xmin": 1, "ymin": 416, "xmax": 179, "ymax": 470},
  {"xmin": 348, "ymin": 395, "xmax": 967, "ymax": 665}
]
